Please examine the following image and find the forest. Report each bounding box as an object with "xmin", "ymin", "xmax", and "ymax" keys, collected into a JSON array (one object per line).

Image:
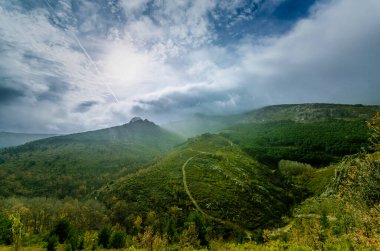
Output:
[{"xmin": 0, "ymin": 108, "xmax": 379, "ymax": 250}]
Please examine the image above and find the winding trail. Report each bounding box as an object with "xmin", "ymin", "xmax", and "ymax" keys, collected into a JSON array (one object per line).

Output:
[{"xmin": 181, "ymin": 148, "xmax": 251, "ymax": 238}]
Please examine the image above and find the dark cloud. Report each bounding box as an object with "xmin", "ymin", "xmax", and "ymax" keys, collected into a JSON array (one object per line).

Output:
[
  {"xmin": 22, "ymin": 52, "xmax": 60, "ymax": 67},
  {"xmin": 133, "ymin": 86, "xmax": 242, "ymax": 115},
  {"xmin": 74, "ymin": 100, "xmax": 99, "ymax": 113},
  {"xmin": 37, "ymin": 77, "xmax": 70, "ymax": 102},
  {"xmin": 0, "ymin": 85, "xmax": 24, "ymax": 105}
]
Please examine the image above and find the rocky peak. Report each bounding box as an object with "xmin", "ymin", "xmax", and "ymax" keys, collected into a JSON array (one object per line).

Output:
[{"xmin": 129, "ymin": 117, "xmax": 143, "ymax": 123}]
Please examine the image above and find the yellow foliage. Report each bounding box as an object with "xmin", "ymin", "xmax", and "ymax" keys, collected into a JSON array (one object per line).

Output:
[
  {"xmin": 134, "ymin": 215, "xmax": 143, "ymax": 230},
  {"xmin": 367, "ymin": 112, "xmax": 380, "ymax": 151}
]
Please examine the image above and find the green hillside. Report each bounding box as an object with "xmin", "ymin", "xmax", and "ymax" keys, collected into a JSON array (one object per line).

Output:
[
  {"xmin": 218, "ymin": 104, "xmax": 379, "ymax": 166},
  {"xmin": 97, "ymin": 133, "xmax": 289, "ymax": 236},
  {"xmin": 267, "ymin": 152, "xmax": 380, "ymax": 250},
  {"xmin": 0, "ymin": 104, "xmax": 379, "ymax": 250},
  {"xmin": 222, "ymin": 119, "xmax": 370, "ymax": 166},
  {"xmin": 0, "ymin": 132, "xmax": 56, "ymax": 148},
  {"xmin": 241, "ymin": 103, "xmax": 380, "ymax": 123},
  {"xmin": 0, "ymin": 118, "xmax": 184, "ymax": 198}
]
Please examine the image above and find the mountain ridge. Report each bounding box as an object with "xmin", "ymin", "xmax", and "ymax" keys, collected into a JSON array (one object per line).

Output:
[
  {"xmin": 96, "ymin": 133, "xmax": 289, "ymax": 233},
  {"xmin": 0, "ymin": 118, "xmax": 184, "ymax": 198}
]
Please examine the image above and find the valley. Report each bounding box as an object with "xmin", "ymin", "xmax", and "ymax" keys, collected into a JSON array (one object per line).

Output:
[{"xmin": 0, "ymin": 104, "xmax": 379, "ymax": 250}]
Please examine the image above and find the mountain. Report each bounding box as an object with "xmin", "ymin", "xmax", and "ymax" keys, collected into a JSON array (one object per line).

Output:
[
  {"xmin": 0, "ymin": 118, "xmax": 184, "ymax": 198},
  {"xmin": 96, "ymin": 133, "xmax": 289, "ymax": 233},
  {"xmin": 240, "ymin": 103, "xmax": 380, "ymax": 123},
  {"xmin": 221, "ymin": 104, "xmax": 378, "ymax": 166},
  {"xmin": 0, "ymin": 132, "xmax": 56, "ymax": 148}
]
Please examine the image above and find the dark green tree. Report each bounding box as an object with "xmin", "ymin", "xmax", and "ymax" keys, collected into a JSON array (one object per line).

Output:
[
  {"xmin": 67, "ymin": 229, "xmax": 84, "ymax": 251},
  {"xmin": 0, "ymin": 214, "xmax": 12, "ymax": 245},
  {"xmin": 98, "ymin": 226, "xmax": 112, "ymax": 248},
  {"xmin": 163, "ymin": 217, "xmax": 178, "ymax": 243},
  {"xmin": 109, "ymin": 230, "xmax": 126, "ymax": 249},
  {"xmin": 52, "ymin": 219, "xmax": 72, "ymax": 244},
  {"xmin": 47, "ymin": 235, "xmax": 59, "ymax": 251},
  {"xmin": 187, "ymin": 211, "xmax": 209, "ymax": 247}
]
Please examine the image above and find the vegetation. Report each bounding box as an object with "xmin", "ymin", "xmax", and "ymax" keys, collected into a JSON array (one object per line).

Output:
[
  {"xmin": 367, "ymin": 112, "xmax": 380, "ymax": 151},
  {"xmin": 0, "ymin": 104, "xmax": 379, "ymax": 250},
  {"xmin": 270, "ymin": 153, "xmax": 380, "ymax": 250},
  {"xmin": 0, "ymin": 119, "xmax": 183, "ymax": 198},
  {"xmin": 222, "ymin": 119, "xmax": 370, "ymax": 166},
  {"xmin": 96, "ymin": 133, "xmax": 289, "ymax": 237},
  {"xmin": 241, "ymin": 103, "xmax": 380, "ymax": 123}
]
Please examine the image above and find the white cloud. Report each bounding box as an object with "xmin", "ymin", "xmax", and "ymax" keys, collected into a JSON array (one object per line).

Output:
[
  {"xmin": 130, "ymin": 0, "xmax": 380, "ymax": 117},
  {"xmin": 237, "ymin": 0, "xmax": 380, "ymax": 104},
  {"xmin": 1, "ymin": 0, "xmax": 379, "ymax": 133}
]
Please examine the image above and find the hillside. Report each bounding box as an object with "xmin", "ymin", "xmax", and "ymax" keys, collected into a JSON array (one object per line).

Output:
[
  {"xmin": 0, "ymin": 104, "xmax": 378, "ymax": 250},
  {"xmin": 221, "ymin": 104, "xmax": 377, "ymax": 166},
  {"xmin": 0, "ymin": 118, "xmax": 184, "ymax": 198},
  {"xmin": 0, "ymin": 132, "xmax": 56, "ymax": 148},
  {"xmin": 97, "ymin": 133, "xmax": 290, "ymax": 235},
  {"xmin": 268, "ymin": 152, "xmax": 380, "ymax": 250},
  {"xmin": 241, "ymin": 103, "xmax": 380, "ymax": 123}
]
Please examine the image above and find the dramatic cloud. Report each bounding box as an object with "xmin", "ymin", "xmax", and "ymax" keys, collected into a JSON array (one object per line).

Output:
[{"xmin": 0, "ymin": 0, "xmax": 379, "ymax": 133}]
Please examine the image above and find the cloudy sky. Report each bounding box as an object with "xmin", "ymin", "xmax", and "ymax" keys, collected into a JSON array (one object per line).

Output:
[{"xmin": 0, "ymin": 0, "xmax": 379, "ymax": 133}]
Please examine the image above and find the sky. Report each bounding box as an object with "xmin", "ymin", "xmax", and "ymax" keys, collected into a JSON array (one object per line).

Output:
[{"xmin": 0, "ymin": 0, "xmax": 379, "ymax": 133}]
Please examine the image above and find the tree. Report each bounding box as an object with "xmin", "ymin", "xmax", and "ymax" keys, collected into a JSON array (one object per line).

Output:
[
  {"xmin": 10, "ymin": 213, "xmax": 23, "ymax": 251},
  {"xmin": 163, "ymin": 217, "xmax": 178, "ymax": 243},
  {"xmin": 52, "ymin": 219, "xmax": 72, "ymax": 244},
  {"xmin": 109, "ymin": 230, "xmax": 126, "ymax": 249},
  {"xmin": 98, "ymin": 226, "xmax": 111, "ymax": 248},
  {"xmin": 367, "ymin": 112, "xmax": 380, "ymax": 151},
  {"xmin": 180, "ymin": 223, "xmax": 199, "ymax": 248},
  {"xmin": 0, "ymin": 213, "xmax": 12, "ymax": 245},
  {"xmin": 134, "ymin": 215, "xmax": 142, "ymax": 233},
  {"xmin": 186, "ymin": 211, "xmax": 209, "ymax": 247},
  {"xmin": 47, "ymin": 235, "xmax": 59, "ymax": 251}
]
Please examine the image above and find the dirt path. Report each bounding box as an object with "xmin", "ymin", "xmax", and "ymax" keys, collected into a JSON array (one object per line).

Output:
[{"xmin": 181, "ymin": 151, "xmax": 251, "ymax": 238}]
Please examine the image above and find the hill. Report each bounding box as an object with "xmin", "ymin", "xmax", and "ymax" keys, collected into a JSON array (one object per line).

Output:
[
  {"xmin": 267, "ymin": 152, "xmax": 380, "ymax": 250},
  {"xmin": 0, "ymin": 117, "xmax": 184, "ymax": 198},
  {"xmin": 221, "ymin": 104, "xmax": 378, "ymax": 166},
  {"xmin": 96, "ymin": 133, "xmax": 290, "ymax": 236},
  {"xmin": 240, "ymin": 103, "xmax": 380, "ymax": 123},
  {"xmin": 0, "ymin": 132, "xmax": 56, "ymax": 148}
]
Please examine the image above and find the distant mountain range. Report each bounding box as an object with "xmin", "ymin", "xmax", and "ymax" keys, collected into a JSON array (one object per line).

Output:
[
  {"xmin": 0, "ymin": 132, "xmax": 57, "ymax": 148},
  {"xmin": 240, "ymin": 103, "xmax": 380, "ymax": 123},
  {"xmin": 164, "ymin": 103, "xmax": 380, "ymax": 137}
]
